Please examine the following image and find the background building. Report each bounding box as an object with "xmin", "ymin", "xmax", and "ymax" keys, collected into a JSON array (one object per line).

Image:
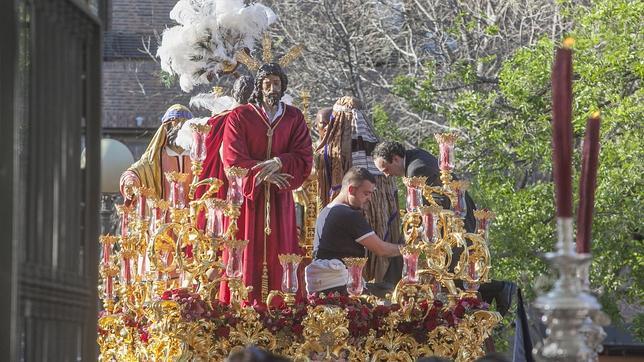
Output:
[{"xmin": 102, "ymin": 0, "xmax": 190, "ymax": 158}]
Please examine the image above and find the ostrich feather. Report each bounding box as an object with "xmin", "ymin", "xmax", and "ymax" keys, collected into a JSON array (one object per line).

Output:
[
  {"xmin": 189, "ymin": 93, "xmax": 237, "ymax": 114},
  {"xmin": 157, "ymin": 0, "xmax": 277, "ymax": 92},
  {"xmin": 175, "ymin": 117, "xmax": 210, "ymax": 152}
]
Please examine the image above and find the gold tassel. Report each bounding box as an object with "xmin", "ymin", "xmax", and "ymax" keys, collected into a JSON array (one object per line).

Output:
[
  {"xmin": 261, "ymin": 124, "xmax": 275, "ymax": 302},
  {"xmin": 261, "ymin": 262, "xmax": 269, "ymax": 302}
]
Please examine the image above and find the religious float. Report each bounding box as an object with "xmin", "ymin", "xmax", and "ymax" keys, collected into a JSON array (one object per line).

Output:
[
  {"xmin": 97, "ymin": 0, "xmax": 608, "ymax": 359},
  {"xmin": 97, "ymin": 128, "xmax": 503, "ymax": 361}
]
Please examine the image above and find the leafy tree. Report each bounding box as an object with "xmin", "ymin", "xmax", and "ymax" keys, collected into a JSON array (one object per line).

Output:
[{"xmin": 393, "ymin": 0, "xmax": 643, "ymax": 339}]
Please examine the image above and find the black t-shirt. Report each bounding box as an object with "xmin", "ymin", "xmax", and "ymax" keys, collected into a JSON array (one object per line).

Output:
[{"xmin": 314, "ymin": 204, "xmax": 374, "ymax": 260}]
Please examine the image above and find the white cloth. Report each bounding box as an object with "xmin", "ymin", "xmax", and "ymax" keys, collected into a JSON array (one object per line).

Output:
[
  {"xmin": 261, "ymin": 102, "xmax": 284, "ymax": 124},
  {"xmin": 305, "ymin": 259, "xmax": 348, "ymax": 294}
]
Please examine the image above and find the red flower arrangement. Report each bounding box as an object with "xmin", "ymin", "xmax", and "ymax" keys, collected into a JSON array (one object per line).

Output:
[
  {"xmin": 253, "ymin": 299, "xmax": 309, "ymax": 340},
  {"xmin": 97, "ymin": 310, "xmax": 150, "ymax": 344},
  {"xmin": 161, "ymin": 288, "xmax": 208, "ymax": 321},
  {"xmin": 103, "ymin": 289, "xmax": 489, "ymax": 345}
]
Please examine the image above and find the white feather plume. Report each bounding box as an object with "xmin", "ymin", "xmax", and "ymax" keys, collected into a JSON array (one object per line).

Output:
[
  {"xmin": 189, "ymin": 93, "xmax": 238, "ymax": 114},
  {"xmin": 158, "ymin": 0, "xmax": 277, "ymax": 92},
  {"xmin": 175, "ymin": 117, "xmax": 210, "ymax": 152}
]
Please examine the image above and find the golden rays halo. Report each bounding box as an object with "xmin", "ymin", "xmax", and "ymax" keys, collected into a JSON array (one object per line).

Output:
[{"xmin": 235, "ymin": 33, "xmax": 304, "ymax": 72}]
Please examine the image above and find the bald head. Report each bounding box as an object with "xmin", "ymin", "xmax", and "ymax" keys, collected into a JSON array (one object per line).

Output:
[{"xmin": 316, "ymin": 107, "xmax": 333, "ymax": 139}]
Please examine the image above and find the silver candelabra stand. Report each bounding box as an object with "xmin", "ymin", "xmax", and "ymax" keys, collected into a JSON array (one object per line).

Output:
[{"xmin": 532, "ymin": 218, "xmax": 608, "ymax": 361}]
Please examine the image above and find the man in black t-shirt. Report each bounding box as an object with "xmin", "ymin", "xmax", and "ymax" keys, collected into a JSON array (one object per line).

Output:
[{"xmin": 305, "ymin": 167, "xmax": 402, "ymax": 295}]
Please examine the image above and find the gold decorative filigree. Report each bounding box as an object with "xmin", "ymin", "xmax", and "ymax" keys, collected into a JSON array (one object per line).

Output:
[
  {"xmin": 434, "ymin": 133, "xmax": 458, "ymax": 145},
  {"xmin": 402, "ymin": 176, "xmax": 428, "ymax": 189},
  {"xmin": 164, "ymin": 171, "xmax": 190, "ymax": 183},
  {"xmin": 278, "ymin": 253, "xmax": 304, "ymax": 264},
  {"xmin": 225, "ymin": 166, "xmax": 249, "ymax": 178},
  {"xmin": 229, "ymin": 307, "xmax": 277, "ymax": 351},
  {"xmin": 342, "ymin": 257, "xmax": 368, "ymax": 268},
  {"xmin": 297, "ymin": 305, "xmax": 358, "ymax": 360},
  {"xmin": 365, "ymin": 311, "xmax": 419, "ymax": 361}
]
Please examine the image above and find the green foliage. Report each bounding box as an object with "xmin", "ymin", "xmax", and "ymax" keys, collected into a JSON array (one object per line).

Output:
[
  {"xmin": 372, "ymin": 103, "xmax": 404, "ymax": 142},
  {"xmin": 393, "ymin": 0, "xmax": 643, "ymax": 339},
  {"xmin": 159, "ymin": 70, "xmax": 177, "ymax": 88}
]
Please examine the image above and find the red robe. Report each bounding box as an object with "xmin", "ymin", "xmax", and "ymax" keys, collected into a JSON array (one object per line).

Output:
[
  {"xmin": 220, "ymin": 103, "xmax": 313, "ymax": 303},
  {"xmin": 196, "ymin": 110, "xmax": 232, "ymax": 201}
]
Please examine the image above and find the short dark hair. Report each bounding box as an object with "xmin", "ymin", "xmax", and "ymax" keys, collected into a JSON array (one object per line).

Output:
[
  {"xmin": 232, "ymin": 75, "xmax": 254, "ymax": 104},
  {"xmin": 475, "ymin": 352, "xmax": 510, "ymax": 362},
  {"xmin": 342, "ymin": 167, "xmax": 376, "ymax": 188},
  {"xmin": 416, "ymin": 358, "xmax": 452, "ymax": 362},
  {"xmin": 225, "ymin": 346, "xmax": 290, "ymax": 362},
  {"xmin": 373, "ymin": 141, "xmax": 406, "ymax": 163}
]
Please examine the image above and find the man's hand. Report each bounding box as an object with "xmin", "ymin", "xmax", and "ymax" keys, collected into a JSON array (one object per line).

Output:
[
  {"xmin": 252, "ymin": 157, "xmax": 282, "ymax": 186},
  {"xmin": 266, "ymin": 173, "xmax": 294, "ymax": 190}
]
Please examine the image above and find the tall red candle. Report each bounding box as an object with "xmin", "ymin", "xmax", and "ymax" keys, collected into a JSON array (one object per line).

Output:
[
  {"xmin": 576, "ymin": 113, "xmax": 601, "ymax": 253},
  {"xmin": 551, "ymin": 38, "xmax": 575, "ymax": 217}
]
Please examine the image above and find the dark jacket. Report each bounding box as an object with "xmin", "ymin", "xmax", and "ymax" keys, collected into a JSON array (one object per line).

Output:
[{"xmin": 404, "ymin": 149, "xmax": 477, "ymax": 233}]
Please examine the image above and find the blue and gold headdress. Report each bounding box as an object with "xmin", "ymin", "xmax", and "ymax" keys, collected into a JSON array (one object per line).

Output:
[{"xmin": 161, "ymin": 104, "xmax": 193, "ymax": 123}]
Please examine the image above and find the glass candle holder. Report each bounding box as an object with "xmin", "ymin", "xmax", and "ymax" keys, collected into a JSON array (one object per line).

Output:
[
  {"xmin": 343, "ymin": 257, "xmax": 367, "ymax": 297},
  {"xmin": 279, "ymin": 254, "xmax": 303, "ymax": 294},
  {"xmin": 419, "ymin": 205, "xmax": 442, "ymax": 244},
  {"xmin": 430, "ymin": 275, "xmax": 442, "ymax": 297},
  {"xmin": 100, "ymin": 263, "xmax": 116, "ymax": 301},
  {"xmin": 104, "ymin": 273, "xmax": 114, "ymax": 300},
  {"xmin": 100, "ymin": 235, "xmax": 118, "ymax": 265},
  {"xmin": 449, "ymin": 180, "xmax": 469, "ymax": 219},
  {"xmin": 115, "ymin": 204, "xmax": 133, "ymax": 238},
  {"xmin": 403, "ymin": 176, "xmax": 427, "ymax": 212},
  {"xmin": 148, "ymin": 198, "xmax": 168, "ymax": 234},
  {"xmin": 224, "ymin": 239, "xmax": 248, "ymax": 278},
  {"xmin": 165, "ymin": 172, "xmax": 190, "ymax": 209},
  {"xmin": 462, "ymin": 260, "xmax": 481, "ymax": 293},
  {"xmin": 189, "ymin": 123, "xmax": 210, "ymax": 162},
  {"xmin": 435, "ymin": 133, "xmax": 458, "ymax": 171},
  {"xmin": 205, "ymin": 199, "xmax": 227, "ymax": 240},
  {"xmin": 138, "ymin": 248, "xmax": 150, "ymax": 280},
  {"xmin": 401, "ymin": 245, "xmax": 422, "ymax": 283},
  {"xmin": 120, "ymin": 247, "xmax": 135, "ymax": 285},
  {"xmin": 225, "ymin": 167, "xmax": 248, "ymax": 207},
  {"xmin": 474, "ymin": 209, "xmax": 495, "ymax": 242},
  {"xmin": 134, "ymin": 187, "xmax": 154, "ymax": 220}
]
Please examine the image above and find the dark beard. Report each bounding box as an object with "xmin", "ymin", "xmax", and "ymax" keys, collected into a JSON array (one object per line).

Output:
[{"xmin": 264, "ymin": 92, "xmax": 281, "ymax": 106}]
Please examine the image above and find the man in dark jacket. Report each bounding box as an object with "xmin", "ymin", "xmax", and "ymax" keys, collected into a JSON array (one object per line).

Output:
[
  {"xmin": 373, "ymin": 141, "xmax": 476, "ymax": 232},
  {"xmin": 373, "ymin": 141, "xmax": 516, "ymax": 316}
]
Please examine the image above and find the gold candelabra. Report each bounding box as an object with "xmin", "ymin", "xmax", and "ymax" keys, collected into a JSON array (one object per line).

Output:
[
  {"xmin": 97, "ymin": 127, "xmax": 500, "ymax": 361},
  {"xmin": 395, "ymin": 133, "xmax": 493, "ymax": 307}
]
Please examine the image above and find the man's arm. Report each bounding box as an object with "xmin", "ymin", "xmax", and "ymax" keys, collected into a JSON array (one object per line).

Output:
[{"xmin": 357, "ymin": 233, "xmax": 401, "ymax": 257}]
